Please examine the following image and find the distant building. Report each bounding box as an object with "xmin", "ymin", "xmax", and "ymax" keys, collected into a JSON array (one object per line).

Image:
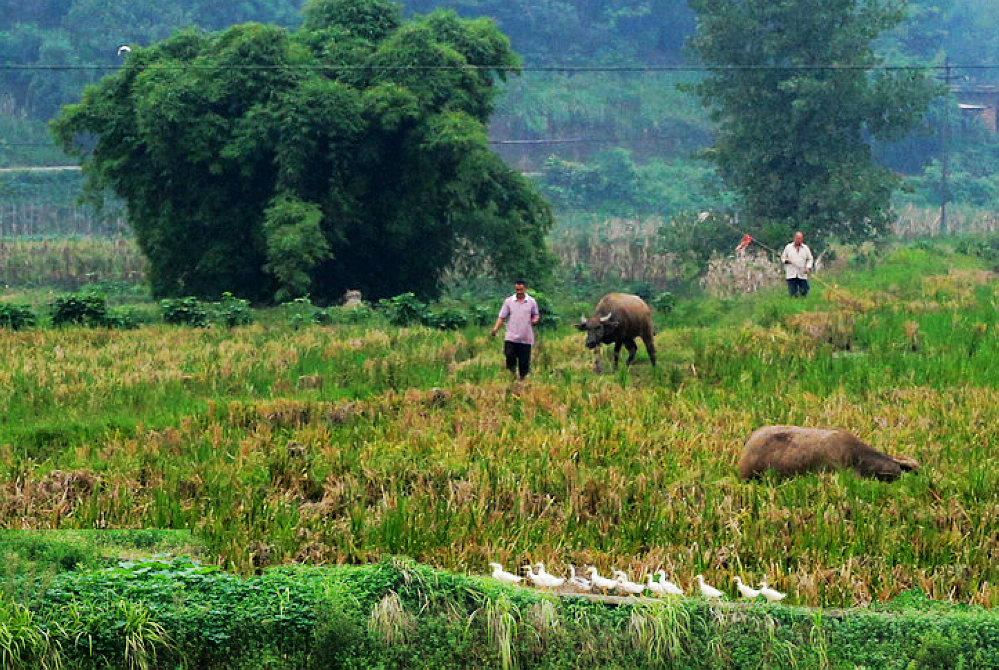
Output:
[{"xmin": 954, "ymin": 85, "xmax": 999, "ymax": 133}]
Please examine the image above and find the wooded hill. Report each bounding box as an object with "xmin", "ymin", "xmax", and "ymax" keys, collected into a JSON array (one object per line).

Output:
[{"xmin": 4, "ymin": 1, "xmax": 999, "ymax": 219}]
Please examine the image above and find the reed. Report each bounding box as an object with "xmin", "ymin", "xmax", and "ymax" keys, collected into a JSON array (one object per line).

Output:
[{"xmin": 0, "ymin": 237, "xmax": 145, "ymax": 290}]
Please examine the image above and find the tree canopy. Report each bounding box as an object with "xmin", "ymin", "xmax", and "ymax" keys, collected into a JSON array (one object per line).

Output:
[
  {"xmin": 51, "ymin": 0, "xmax": 554, "ymax": 301},
  {"xmin": 687, "ymin": 0, "xmax": 941, "ymax": 242}
]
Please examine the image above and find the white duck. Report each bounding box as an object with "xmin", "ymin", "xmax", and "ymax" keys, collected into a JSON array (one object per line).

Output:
[
  {"xmin": 568, "ymin": 565, "xmax": 592, "ymax": 591},
  {"xmin": 646, "ymin": 571, "xmax": 684, "ymax": 597},
  {"xmin": 587, "ymin": 566, "xmax": 618, "ymax": 595},
  {"xmin": 758, "ymin": 580, "xmax": 786, "ymax": 604},
  {"xmin": 613, "ymin": 570, "xmax": 646, "ymax": 596},
  {"xmin": 530, "ymin": 562, "xmax": 565, "ymax": 589},
  {"xmin": 655, "ymin": 570, "xmax": 685, "ymax": 596},
  {"xmin": 733, "ymin": 576, "xmax": 760, "ymax": 600},
  {"xmin": 695, "ymin": 574, "xmax": 724, "ymax": 600},
  {"xmin": 489, "ymin": 562, "xmax": 523, "ymax": 585}
]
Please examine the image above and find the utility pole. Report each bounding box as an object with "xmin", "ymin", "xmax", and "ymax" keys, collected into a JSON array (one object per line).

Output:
[{"xmin": 940, "ymin": 58, "xmax": 951, "ymax": 236}]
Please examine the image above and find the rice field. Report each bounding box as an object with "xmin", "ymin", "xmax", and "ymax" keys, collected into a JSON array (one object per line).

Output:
[{"xmin": 2, "ymin": 243, "xmax": 998, "ymax": 609}]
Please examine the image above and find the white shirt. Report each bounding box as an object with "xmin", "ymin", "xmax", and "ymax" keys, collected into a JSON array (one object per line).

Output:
[{"xmin": 781, "ymin": 242, "xmax": 813, "ymax": 280}]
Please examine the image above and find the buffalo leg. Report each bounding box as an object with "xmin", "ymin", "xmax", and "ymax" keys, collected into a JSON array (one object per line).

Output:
[
  {"xmin": 642, "ymin": 333, "xmax": 657, "ymax": 367},
  {"xmin": 613, "ymin": 342, "xmax": 623, "ymax": 369},
  {"xmin": 624, "ymin": 339, "xmax": 638, "ymax": 365}
]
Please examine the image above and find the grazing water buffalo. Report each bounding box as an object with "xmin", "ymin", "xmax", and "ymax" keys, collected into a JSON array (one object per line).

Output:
[
  {"xmin": 575, "ymin": 293, "xmax": 656, "ymax": 369},
  {"xmin": 738, "ymin": 426, "xmax": 920, "ymax": 481}
]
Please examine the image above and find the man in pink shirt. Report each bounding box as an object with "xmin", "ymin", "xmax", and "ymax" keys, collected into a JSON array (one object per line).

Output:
[{"xmin": 490, "ymin": 279, "xmax": 540, "ymax": 381}]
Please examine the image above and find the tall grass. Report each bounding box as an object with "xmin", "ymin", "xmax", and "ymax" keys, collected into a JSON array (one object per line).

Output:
[
  {"xmin": 0, "ymin": 237, "xmax": 145, "ymax": 289},
  {"xmin": 1, "ymin": 244, "xmax": 998, "ymax": 608}
]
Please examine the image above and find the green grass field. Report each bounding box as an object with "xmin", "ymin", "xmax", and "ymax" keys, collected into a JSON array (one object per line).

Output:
[{"xmin": 2, "ymin": 241, "xmax": 998, "ymax": 615}]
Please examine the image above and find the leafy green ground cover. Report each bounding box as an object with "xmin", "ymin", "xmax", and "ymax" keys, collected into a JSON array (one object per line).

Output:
[
  {"xmin": 1, "ymin": 529, "xmax": 201, "ymax": 576},
  {"xmin": 1, "ymin": 555, "xmax": 997, "ymax": 669}
]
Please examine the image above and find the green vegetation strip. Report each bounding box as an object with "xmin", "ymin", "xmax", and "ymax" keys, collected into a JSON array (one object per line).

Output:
[{"xmin": 1, "ymin": 556, "xmax": 997, "ymax": 669}]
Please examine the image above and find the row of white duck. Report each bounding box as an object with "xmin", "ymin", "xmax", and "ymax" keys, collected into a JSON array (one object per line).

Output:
[{"xmin": 489, "ymin": 562, "xmax": 786, "ymax": 603}]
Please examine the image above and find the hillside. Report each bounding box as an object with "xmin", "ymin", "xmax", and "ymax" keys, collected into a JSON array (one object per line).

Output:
[{"xmin": 5, "ymin": 1, "xmax": 999, "ymax": 225}]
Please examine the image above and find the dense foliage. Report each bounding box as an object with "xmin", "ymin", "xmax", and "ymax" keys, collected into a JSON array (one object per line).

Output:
[
  {"xmin": 7, "ymin": 0, "xmax": 999, "ymax": 229},
  {"xmin": 0, "ymin": 0, "xmax": 304, "ymax": 119},
  {"xmin": 2, "ymin": 555, "xmax": 998, "ymax": 669},
  {"xmin": 404, "ymin": 0, "xmax": 695, "ymax": 66},
  {"xmin": 0, "ymin": 302, "xmax": 36, "ymax": 330},
  {"xmin": 686, "ymin": 0, "xmax": 940, "ymax": 243},
  {"xmin": 51, "ymin": 0, "xmax": 554, "ymax": 302}
]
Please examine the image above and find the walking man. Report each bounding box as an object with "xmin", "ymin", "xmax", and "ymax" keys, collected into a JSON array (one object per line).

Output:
[
  {"xmin": 490, "ymin": 280, "xmax": 540, "ymax": 383},
  {"xmin": 781, "ymin": 231, "xmax": 813, "ymax": 298}
]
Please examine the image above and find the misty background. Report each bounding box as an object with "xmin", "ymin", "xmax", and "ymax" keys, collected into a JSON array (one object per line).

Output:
[{"xmin": 2, "ymin": 1, "xmax": 999, "ymax": 266}]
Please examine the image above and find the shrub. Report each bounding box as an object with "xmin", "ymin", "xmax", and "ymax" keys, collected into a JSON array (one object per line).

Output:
[
  {"xmin": 651, "ymin": 291, "xmax": 676, "ymax": 314},
  {"xmin": 0, "ymin": 302, "xmax": 36, "ymax": 330},
  {"xmin": 329, "ymin": 304, "xmax": 377, "ymax": 325},
  {"xmin": 78, "ymin": 280, "xmax": 148, "ymax": 302},
  {"xmin": 624, "ymin": 281, "xmax": 654, "ymax": 300},
  {"xmin": 100, "ymin": 307, "xmax": 141, "ymax": 330},
  {"xmin": 378, "ymin": 293, "xmax": 427, "ymax": 326},
  {"xmin": 50, "ymin": 293, "xmax": 109, "ymax": 327},
  {"xmin": 161, "ymin": 297, "xmax": 209, "ymax": 327},
  {"xmin": 954, "ymin": 233, "xmax": 999, "ymax": 263},
  {"xmin": 529, "ymin": 290, "xmax": 561, "ymax": 329},
  {"xmin": 210, "ymin": 292, "xmax": 254, "ymax": 328},
  {"xmin": 282, "ymin": 295, "xmax": 331, "ymax": 329},
  {"xmin": 912, "ymin": 628, "xmax": 967, "ymax": 669},
  {"xmin": 468, "ymin": 304, "xmax": 495, "ymax": 327},
  {"xmin": 421, "ymin": 306, "xmax": 469, "ymax": 331}
]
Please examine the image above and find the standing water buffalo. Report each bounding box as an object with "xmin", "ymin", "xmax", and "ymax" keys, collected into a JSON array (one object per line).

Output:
[{"xmin": 575, "ymin": 293, "xmax": 656, "ymax": 369}]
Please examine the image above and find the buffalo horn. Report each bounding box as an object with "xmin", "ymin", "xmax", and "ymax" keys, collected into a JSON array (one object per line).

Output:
[{"xmin": 599, "ymin": 313, "xmax": 613, "ymax": 322}]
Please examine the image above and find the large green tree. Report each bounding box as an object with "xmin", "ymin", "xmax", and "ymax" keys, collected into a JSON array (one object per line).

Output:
[
  {"xmin": 687, "ymin": 0, "xmax": 940, "ymax": 242},
  {"xmin": 51, "ymin": 0, "xmax": 553, "ymax": 301}
]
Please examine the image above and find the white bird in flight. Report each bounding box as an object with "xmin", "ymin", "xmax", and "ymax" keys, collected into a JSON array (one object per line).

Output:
[{"xmin": 117, "ymin": 45, "xmax": 132, "ymax": 56}]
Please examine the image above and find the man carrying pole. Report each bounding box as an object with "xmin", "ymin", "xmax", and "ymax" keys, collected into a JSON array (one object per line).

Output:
[{"xmin": 781, "ymin": 231, "xmax": 814, "ymax": 298}]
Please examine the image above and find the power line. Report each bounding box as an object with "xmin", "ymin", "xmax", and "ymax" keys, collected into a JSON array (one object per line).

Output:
[
  {"xmin": 491, "ymin": 136, "xmax": 697, "ymax": 145},
  {"xmin": 0, "ymin": 166, "xmax": 80, "ymax": 173},
  {"xmin": 2, "ymin": 62, "xmax": 999, "ymax": 73}
]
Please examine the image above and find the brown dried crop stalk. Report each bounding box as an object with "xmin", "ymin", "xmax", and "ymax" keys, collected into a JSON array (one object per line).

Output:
[
  {"xmin": 551, "ymin": 217, "xmax": 678, "ymax": 285},
  {"xmin": 892, "ymin": 203, "xmax": 999, "ymax": 237},
  {"xmin": 700, "ymin": 252, "xmax": 781, "ymax": 297}
]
